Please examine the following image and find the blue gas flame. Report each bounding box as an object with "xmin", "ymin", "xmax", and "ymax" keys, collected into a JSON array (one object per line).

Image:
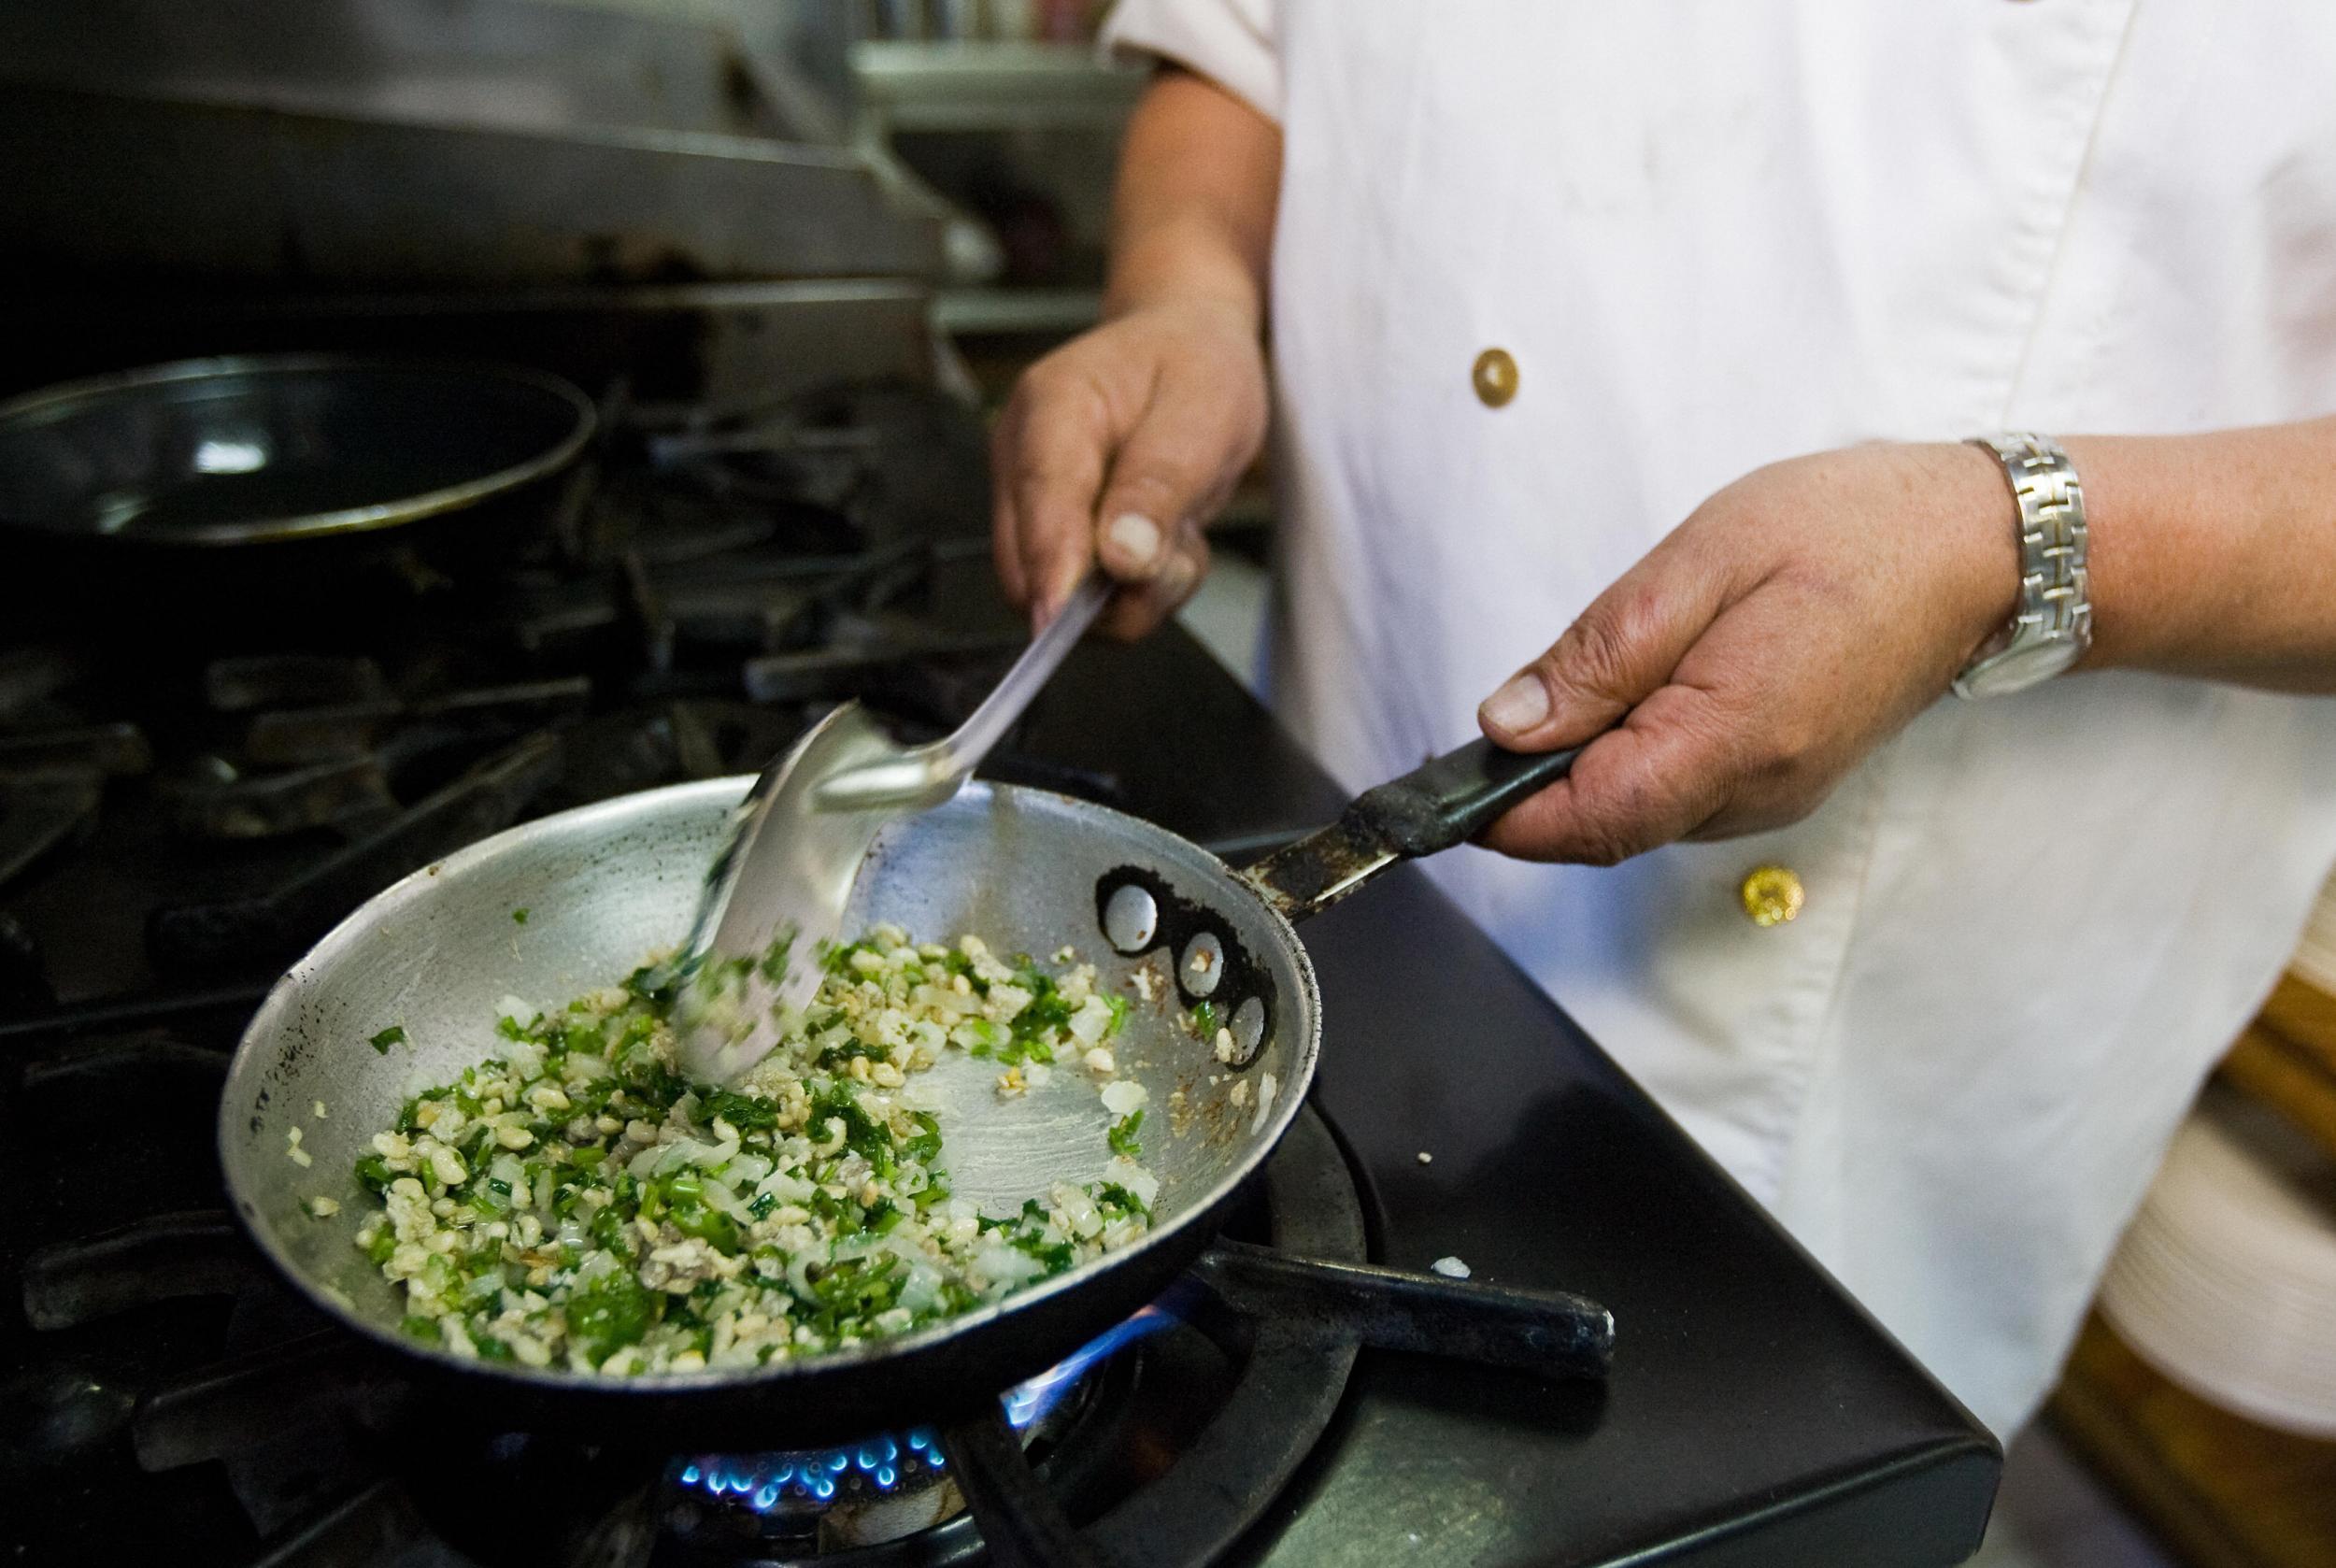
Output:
[
  {"xmin": 1002, "ymin": 1304, "xmax": 1173, "ymax": 1431},
  {"xmin": 677, "ymin": 1305, "xmax": 1175, "ymax": 1513}
]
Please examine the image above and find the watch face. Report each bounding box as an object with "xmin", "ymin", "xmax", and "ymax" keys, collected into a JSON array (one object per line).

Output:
[{"xmin": 1959, "ymin": 636, "xmax": 2084, "ymax": 699}]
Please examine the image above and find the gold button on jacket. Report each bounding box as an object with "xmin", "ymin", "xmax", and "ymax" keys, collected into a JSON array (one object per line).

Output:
[
  {"xmin": 1740, "ymin": 865, "xmax": 1805, "ymax": 927},
  {"xmin": 1472, "ymin": 348, "xmax": 1518, "ymax": 407}
]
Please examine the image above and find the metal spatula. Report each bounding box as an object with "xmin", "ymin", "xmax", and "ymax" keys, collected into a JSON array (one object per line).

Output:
[{"xmin": 673, "ymin": 570, "xmax": 1113, "ymax": 1080}]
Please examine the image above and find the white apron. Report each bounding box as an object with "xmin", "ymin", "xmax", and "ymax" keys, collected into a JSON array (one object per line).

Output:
[{"xmin": 1104, "ymin": 0, "xmax": 2336, "ymax": 1437}]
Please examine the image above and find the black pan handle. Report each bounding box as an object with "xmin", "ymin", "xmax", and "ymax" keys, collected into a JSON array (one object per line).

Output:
[
  {"xmin": 1189, "ymin": 1239, "xmax": 1614, "ymax": 1378},
  {"xmin": 1349, "ymin": 736, "xmax": 1585, "ymax": 857},
  {"xmin": 1243, "ymin": 736, "xmax": 1586, "ymax": 921}
]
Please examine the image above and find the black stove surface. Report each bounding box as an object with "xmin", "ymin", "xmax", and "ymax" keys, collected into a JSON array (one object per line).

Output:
[
  {"xmin": 1021, "ymin": 646, "xmax": 2001, "ymax": 1567},
  {"xmin": 1, "ymin": 379, "xmax": 1994, "ymax": 1566}
]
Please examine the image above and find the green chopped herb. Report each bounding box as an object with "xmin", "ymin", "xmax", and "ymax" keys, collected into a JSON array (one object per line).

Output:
[
  {"xmin": 369, "ymin": 1025, "xmax": 406, "ymax": 1054},
  {"xmin": 569, "ymin": 1275, "xmax": 661, "ymax": 1362},
  {"xmin": 1093, "ymin": 1180, "xmax": 1151, "ymax": 1219},
  {"xmin": 1107, "ymin": 1109, "xmax": 1145, "ymax": 1160},
  {"xmin": 344, "ymin": 925, "xmax": 1158, "ymax": 1376},
  {"xmin": 512, "ymin": 907, "xmax": 531, "ymax": 924}
]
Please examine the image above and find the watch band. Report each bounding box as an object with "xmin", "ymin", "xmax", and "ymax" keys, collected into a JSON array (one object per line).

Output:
[{"xmin": 1952, "ymin": 433, "xmax": 2093, "ymax": 699}]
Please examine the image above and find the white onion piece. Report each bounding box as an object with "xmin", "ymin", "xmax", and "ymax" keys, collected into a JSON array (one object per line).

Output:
[
  {"xmin": 755, "ymin": 1170, "xmax": 814, "ymax": 1204},
  {"xmin": 1051, "ymin": 1183, "xmax": 1104, "ymax": 1239},
  {"xmin": 911, "ymin": 984, "xmax": 981, "ymax": 1018},
  {"xmin": 974, "ymin": 1242, "xmax": 1045, "ymax": 1288},
  {"xmin": 1101, "ymin": 1079, "xmax": 1148, "ymax": 1117},
  {"xmin": 1067, "ymin": 996, "xmax": 1115, "ymax": 1045},
  {"xmin": 1251, "ymin": 1072, "xmax": 1279, "ymax": 1133},
  {"xmin": 701, "ymin": 1181, "xmax": 753, "ymax": 1221},
  {"xmin": 1105, "ymin": 1158, "xmax": 1160, "ymax": 1210},
  {"xmin": 899, "ymin": 1263, "xmax": 944, "ymax": 1316}
]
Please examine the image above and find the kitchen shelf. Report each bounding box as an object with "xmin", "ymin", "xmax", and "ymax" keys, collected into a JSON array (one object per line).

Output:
[
  {"xmin": 933, "ymin": 285, "xmax": 1102, "ymax": 335},
  {"xmin": 852, "ymin": 40, "xmax": 1145, "ymax": 133},
  {"xmin": 2048, "ymin": 1313, "xmax": 2336, "ymax": 1568}
]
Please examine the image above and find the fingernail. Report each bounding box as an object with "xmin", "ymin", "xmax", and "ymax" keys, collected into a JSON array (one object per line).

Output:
[
  {"xmin": 1104, "ymin": 512, "xmax": 1163, "ymax": 572},
  {"xmin": 1479, "ymin": 672, "xmax": 1550, "ymax": 734}
]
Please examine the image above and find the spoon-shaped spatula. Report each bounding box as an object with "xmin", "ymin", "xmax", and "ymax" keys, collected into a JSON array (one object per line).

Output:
[{"xmin": 672, "ymin": 570, "xmax": 1113, "ymax": 1080}]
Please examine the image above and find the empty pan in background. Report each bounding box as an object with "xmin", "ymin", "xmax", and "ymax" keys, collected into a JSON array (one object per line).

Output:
[{"xmin": 0, "ymin": 354, "xmax": 594, "ymax": 548}]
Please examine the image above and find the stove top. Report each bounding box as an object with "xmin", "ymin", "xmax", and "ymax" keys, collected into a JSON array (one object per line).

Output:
[{"xmin": 0, "ymin": 369, "xmax": 1995, "ymax": 1567}]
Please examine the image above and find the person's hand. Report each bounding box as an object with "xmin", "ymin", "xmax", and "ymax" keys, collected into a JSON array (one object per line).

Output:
[
  {"xmin": 1474, "ymin": 442, "xmax": 2022, "ymax": 863},
  {"xmin": 991, "ymin": 297, "xmax": 1269, "ymax": 637}
]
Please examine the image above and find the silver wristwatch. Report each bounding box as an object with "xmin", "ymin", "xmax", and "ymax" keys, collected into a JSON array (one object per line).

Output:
[{"xmin": 1952, "ymin": 433, "xmax": 2093, "ymax": 700}]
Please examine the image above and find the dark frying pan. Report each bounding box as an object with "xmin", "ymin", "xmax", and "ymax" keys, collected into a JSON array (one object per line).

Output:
[
  {"xmin": 218, "ymin": 734, "xmax": 1614, "ymax": 1453},
  {"xmin": 0, "ymin": 355, "xmax": 594, "ymax": 615}
]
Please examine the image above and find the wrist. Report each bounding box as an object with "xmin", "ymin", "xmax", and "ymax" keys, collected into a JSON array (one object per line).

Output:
[{"xmin": 1104, "ymin": 221, "xmax": 1267, "ymax": 339}]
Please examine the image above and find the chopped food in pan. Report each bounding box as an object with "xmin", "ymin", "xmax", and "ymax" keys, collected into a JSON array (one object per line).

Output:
[{"xmin": 342, "ymin": 925, "xmax": 1157, "ymax": 1375}]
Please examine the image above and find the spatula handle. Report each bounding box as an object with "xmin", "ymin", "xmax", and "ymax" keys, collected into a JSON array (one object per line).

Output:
[{"xmin": 946, "ymin": 567, "xmax": 1113, "ymax": 779}]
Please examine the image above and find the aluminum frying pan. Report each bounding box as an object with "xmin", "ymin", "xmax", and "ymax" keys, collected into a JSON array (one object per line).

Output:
[{"xmin": 219, "ymin": 734, "xmax": 1613, "ymax": 1449}]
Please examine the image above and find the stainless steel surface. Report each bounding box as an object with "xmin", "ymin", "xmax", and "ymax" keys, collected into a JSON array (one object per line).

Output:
[
  {"xmin": 220, "ymin": 775, "xmax": 1318, "ymax": 1400},
  {"xmin": 0, "ymin": 80, "xmax": 945, "ymax": 291},
  {"xmin": 0, "ymin": 356, "xmax": 593, "ymax": 546},
  {"xmin": 1, "ymin": 0, "xmax": 834, "ymax": 143},
  {"xmin": 1954, "ymin": 432, "xmax": 2093, "ymax": 699},
  {"xmin": 813, "ymin": 570, "xmax": 1112, "ymax": 812},
  {"xmin": 851, "ymin": 39, "xmax": 1146, "ymax": 134},
  {"xmin": 1102, "ymin": 882, "xmax": 1159, "ymax": 953},
  {"xmin": 677, "ymin": 570, "xmax": 1109, "ymax": 1076},
  {"xmin": 670, "ymin": 704, "xmax": 905, "ymax": 1079}
]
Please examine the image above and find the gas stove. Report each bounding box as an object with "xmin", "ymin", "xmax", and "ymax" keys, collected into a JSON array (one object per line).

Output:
[{"xmin": 0, "ymin": 365, "xmax": 1997, "ymax": 1567}]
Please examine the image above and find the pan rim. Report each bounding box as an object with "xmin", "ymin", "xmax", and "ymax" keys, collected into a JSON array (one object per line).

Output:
[
  {"xmin": 219, "ymin": 773, "xmax": 1324, "ymax": 1399},
  {"xmin": 0, "ymin": 353, "xmax": 598, "ymax": 547}
]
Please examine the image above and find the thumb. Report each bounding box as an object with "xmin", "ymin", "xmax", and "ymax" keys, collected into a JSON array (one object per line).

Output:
[
  {"xmin": 1090, "ymin": 388, "xmax": 1244, "ymax": 586},
  {"xmin": 1477, "ymin": 564, "xmax": 1728, "ymax": 749}
]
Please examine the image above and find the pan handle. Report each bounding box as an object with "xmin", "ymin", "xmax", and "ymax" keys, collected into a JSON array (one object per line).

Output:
[
  {"xmin": 1189, "ymin": 1239, "xmax": 1614, "ymax": 1378},
  {"xmin": 1346, "ymin": 735, "xmax": 1586, "ymax": 858},
  {"xmin": 1242, "ymin": 736, "xmax": 1585, "ymax": 920}
]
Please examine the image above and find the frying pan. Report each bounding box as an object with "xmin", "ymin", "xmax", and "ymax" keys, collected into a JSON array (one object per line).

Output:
[
  {"xmin": 0, "ymin": 355, "xmax": 594, "ymax": 624},
  {"xmin": 219, "ymin": 734, "xmax": 1613, "ymax": 1449}
]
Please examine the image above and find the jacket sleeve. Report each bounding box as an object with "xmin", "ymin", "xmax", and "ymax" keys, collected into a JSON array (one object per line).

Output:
[{"xmin": 1098, "ymin": 0, "xmax": 1280, "ymax": 122}]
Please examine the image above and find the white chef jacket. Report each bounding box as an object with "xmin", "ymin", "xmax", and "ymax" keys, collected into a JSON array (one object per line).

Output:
[{"xmin": 1103, "ymin": 0, "xmax": 2336, "ymax": 1437}]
